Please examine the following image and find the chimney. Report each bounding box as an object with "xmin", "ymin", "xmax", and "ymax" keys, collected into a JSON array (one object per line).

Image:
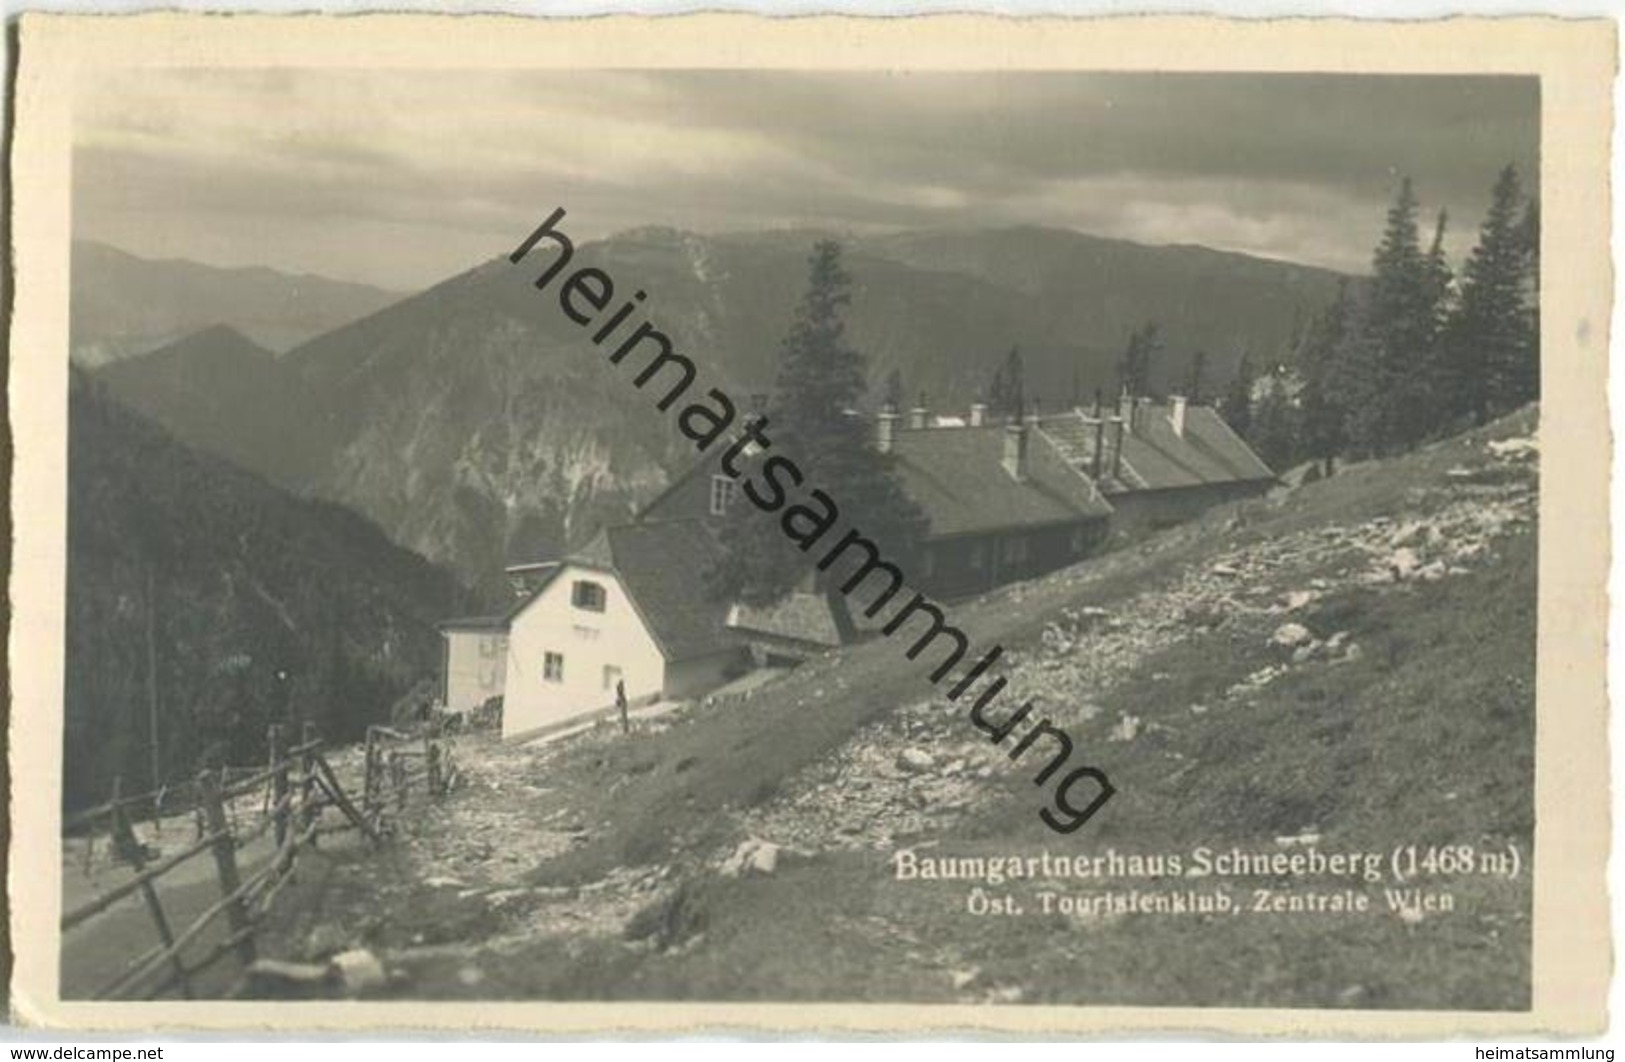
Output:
[
  {"xmin": 1169, "ymin": 394, "xmax": 1188, "ymax": 437},
  {"xmin": 1002, "ymin": 421, "xmax": 1030, "ymax": 481},
  {"xmin": 1118, "ymin": 390, "xmax": 1136, "ymax": 432},
  {"xmin": 969, "ymin": 401, "xmax": 987, "ymax": 427},
  {"xmin": 909, "ymin": 391, "xmax": 929, "ymax": 431},
  {"xmin": 1028, "ymin": 398, "xmax": 1042, "ymax": 425},
  {"xmin": 876, "ymin": 405, "xmax": 899, "ymax": 454},
  {"xmin": 1109, "ymin": 416, "xmax": 1126, "ymax": 479}
]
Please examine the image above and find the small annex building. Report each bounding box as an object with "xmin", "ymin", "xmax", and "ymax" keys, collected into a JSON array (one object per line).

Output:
[{"xmin": 437, "ymin": 615, "xmax": 509, "ymax": 715}]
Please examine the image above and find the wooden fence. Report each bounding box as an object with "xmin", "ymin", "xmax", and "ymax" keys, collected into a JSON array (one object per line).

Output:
[
  {"xmin": 361, "ymin": 719, "xmax": 459, "ymax": 836},
  {"xmin": 61, "ymin": 720, "xmax": 455, "ymax": 1000}
]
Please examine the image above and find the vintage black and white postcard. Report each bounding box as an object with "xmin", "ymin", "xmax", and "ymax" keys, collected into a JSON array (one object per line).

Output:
[{"xmin": 7, "ymin": 13, "xmax": 1614, "ymax": 1035}]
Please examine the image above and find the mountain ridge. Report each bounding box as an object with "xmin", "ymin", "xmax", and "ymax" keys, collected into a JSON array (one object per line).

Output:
[
  {"xmin": 92, "ymin": 223, "xmax": 1353, "ymax": 594},
  {"xmin": 71, "ymin": 239, "xmax": 405, "ymax": 365}
]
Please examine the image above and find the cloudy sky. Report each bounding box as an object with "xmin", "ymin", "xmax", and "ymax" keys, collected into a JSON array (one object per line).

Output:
[{"xmin": 74, "ymin": 69, "xmax": 1539, "ymax": 291}]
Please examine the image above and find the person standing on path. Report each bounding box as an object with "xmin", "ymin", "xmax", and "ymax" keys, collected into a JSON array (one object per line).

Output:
[{"xmin": 616, "ymin": 678, "xmax": 629, "ymax": 734}]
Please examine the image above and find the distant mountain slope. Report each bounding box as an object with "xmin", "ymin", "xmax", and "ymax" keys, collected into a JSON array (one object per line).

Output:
[
  {"xmin": 272, "ymin": 225, "xmax": 1346, "ymax": 592},
  {"xmin": 859, "ymin": 226, "xmax": 1347, "ymax": 386},
  {"xmin": 65, "ymin": 369, "xmax": 471, "ymax": 811},
  {"xmin": 96, "ymin": 325, "xmax": 334, "ymax": 485},
  {"xmin": 70, "ymin": 240, "xmax": 403, "ymax": 365},
  {"xmin": 89, "ymin": 225, "xmax": 1349, "ymax": 593}
]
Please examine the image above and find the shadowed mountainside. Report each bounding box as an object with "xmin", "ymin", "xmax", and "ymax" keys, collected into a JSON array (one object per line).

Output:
[
  {"xmin": 96, "ymin": 325, "xmax": 337, "ymax": 486},
  {"xmin": 65, "ymin": 368, "xmax": 470, "ymax": 811}
]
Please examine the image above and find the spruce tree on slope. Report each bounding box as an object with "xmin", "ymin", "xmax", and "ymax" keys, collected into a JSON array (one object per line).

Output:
[
  {"xmin": 708, "ymin": 242, "xmax": 927, "ymax": 612},
  {"xmin": 1297, "ymin": 280, "xmax": 1356, "ymax": 477},
  {"xmin": 1349, "ymin": 177, "xmax": 1439, "ymax": 455},
  {"xmin": 1447, "ymin": 165, "xmax": 1538, "ymax": 424},
  {"xmin": 1186, "ymin": 350, "xmax": 1209, "ymax": 404},
  {"xmin": 995, "ymin": 347, "xmax": 1026, "ymax": 421},
  {"xmin": 1117, "ymin": 322, "xmax": 1162, "ymax": 397},
  {"xmin": 882, "ymin": 367, "xmax": 905, "ymax": 412},
  {"xmin": 1250, "ymin": 372, "xmax": 1301, "ymax": 473},
  {"xmin": 1221, "ymin": 351, "xmax": 1256, "ymax": 439},
  {"xmin": 1518, "ymin": 198, "xmax": 1541, "ymax": 400}
]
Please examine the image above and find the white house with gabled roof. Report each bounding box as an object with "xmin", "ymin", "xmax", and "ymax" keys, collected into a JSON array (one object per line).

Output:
[{"xmin": 497, "ymin": 518, "xmax": 747, "ymax": 740}]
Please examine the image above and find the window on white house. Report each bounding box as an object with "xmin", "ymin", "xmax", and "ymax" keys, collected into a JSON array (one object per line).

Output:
[
  {"xmin": 571, "ymin": 580, "xmax": 607, "ymax": 612},
  {"xmin": 603, "ymin": 664, "xmax": 624, "ymax": 691},
  {"xmin": 478, "ymin": 634, "xmax": 500, "ymax": 658},
  {"xmin": 543, "ymin": 652, "xmax": 564, "ymax": 683},
  {"xmin": 709, "ymin": 475, "xmax": 738, "ymax": 516}
]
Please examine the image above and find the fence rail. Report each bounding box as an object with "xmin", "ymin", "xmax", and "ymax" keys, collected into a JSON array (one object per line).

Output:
[{"xmin": 61, "ymin": 720, "xmax": 455, "ymax": 1001}]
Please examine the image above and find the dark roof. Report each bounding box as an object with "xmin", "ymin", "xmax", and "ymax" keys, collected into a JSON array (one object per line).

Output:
[
  {"xmin": 558, "ymin": 519, "xmax": 741, "ymax": 662},
  {"xmin": 727, "ymin": 591, "xmax": 846, "ymax": 648},
  {"xmin": 888, "ymin": 425, "xmax": 1113, "ymax": 538},
  {"xmin": 569, "ymin": 531, "xmax": 616, "ymax": 568},
  {"xmin": 1039, "ymin": 404, "xmax": 1274, "ymax": 493},
  {"xmin": 438, "ymin": 615, "xmax": 509, "ymax": 632}
]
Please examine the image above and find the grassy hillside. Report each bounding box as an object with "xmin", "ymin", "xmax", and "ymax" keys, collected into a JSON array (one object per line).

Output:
[
  {"xmin": 65, "ymin": 370, "xmax": 470, "ymax": 811},
  {"xmin": 259, "ymin": 408, "xmax": 1535, "ymax": 1009}
]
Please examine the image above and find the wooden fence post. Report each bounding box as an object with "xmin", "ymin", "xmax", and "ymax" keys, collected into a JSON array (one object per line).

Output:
[
  {"xmin": 299, "ymin": 722, "xmax": 320, "ymax": 848},
  {"xmin": 112, "ymin": 783, "xmax": 193, "ymax": 999},
  {"xmin": 430, "ymin": 742, "xmax": 443, "ymax": 798},
  {"xmin": 391, "ymin": 751, "xmax": 407, "ymax": 811},
  {"xmin": 268, "ymin": 724, "xmax": 289, "ymax": 849},
  {"xmin": 198, "ymin": 769, "xmax": 256, "ymax": 967},
  {"xmin": 362, "ymin": 726, "xmax": 378, "ymax": 816},
  {"xmin": 109, "ymin": 776, "xmax": 134, "ymax": 864}
]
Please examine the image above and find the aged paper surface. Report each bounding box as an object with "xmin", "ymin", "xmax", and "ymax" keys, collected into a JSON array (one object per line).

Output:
[{"xmin": 8, "ymin": 12, "xmax": 1614, "ymax": 1035}]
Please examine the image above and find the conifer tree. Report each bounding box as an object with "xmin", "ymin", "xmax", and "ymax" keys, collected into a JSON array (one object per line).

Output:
[
  {"xmin": 1250, "ymin": 372, "xmax": 1301, "ymax": 472},
  {"xmin": 708, "ymin": 242, "xmax": 927, "ymax": 611},
  {"xmin": 993, "ymin": 346, "xmax": 1025, "ymax": 420},
  {"xmin": 987, "ymin": 362, "xmax": 1007, "ymax": 417},
  {"xmin": 1117, "ymin": 322, "xmax": 1161, "ymax": 397},
  {"xmin": 1347, "ymin": 177, "xmax": 1442, "ymax": 455},
  {"xmin": 1221, "ymin": 351, "xmax": 1256, "ymax": 438},
  {"xmin": 882, "ymin": 367, "xmax": 905, "ymax": 411},
  {"xmin": 1446, "ymin": 165, "xmax": 1538, "ymax": 423},
  {"xmin": 1519, "ymin": 198, "xmax": 1541, "ymax": 395},
  {"xmin": 1297, "ymin": 281, "xmax": 1356, "ymax": 476},
  {"xmin": 1424, "ymin": 209, "xmax": 1455, "ymax": 334},
  {"xmin": 1186, "ymin": 350, "xmax": 1209, "ymax": 404}
]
